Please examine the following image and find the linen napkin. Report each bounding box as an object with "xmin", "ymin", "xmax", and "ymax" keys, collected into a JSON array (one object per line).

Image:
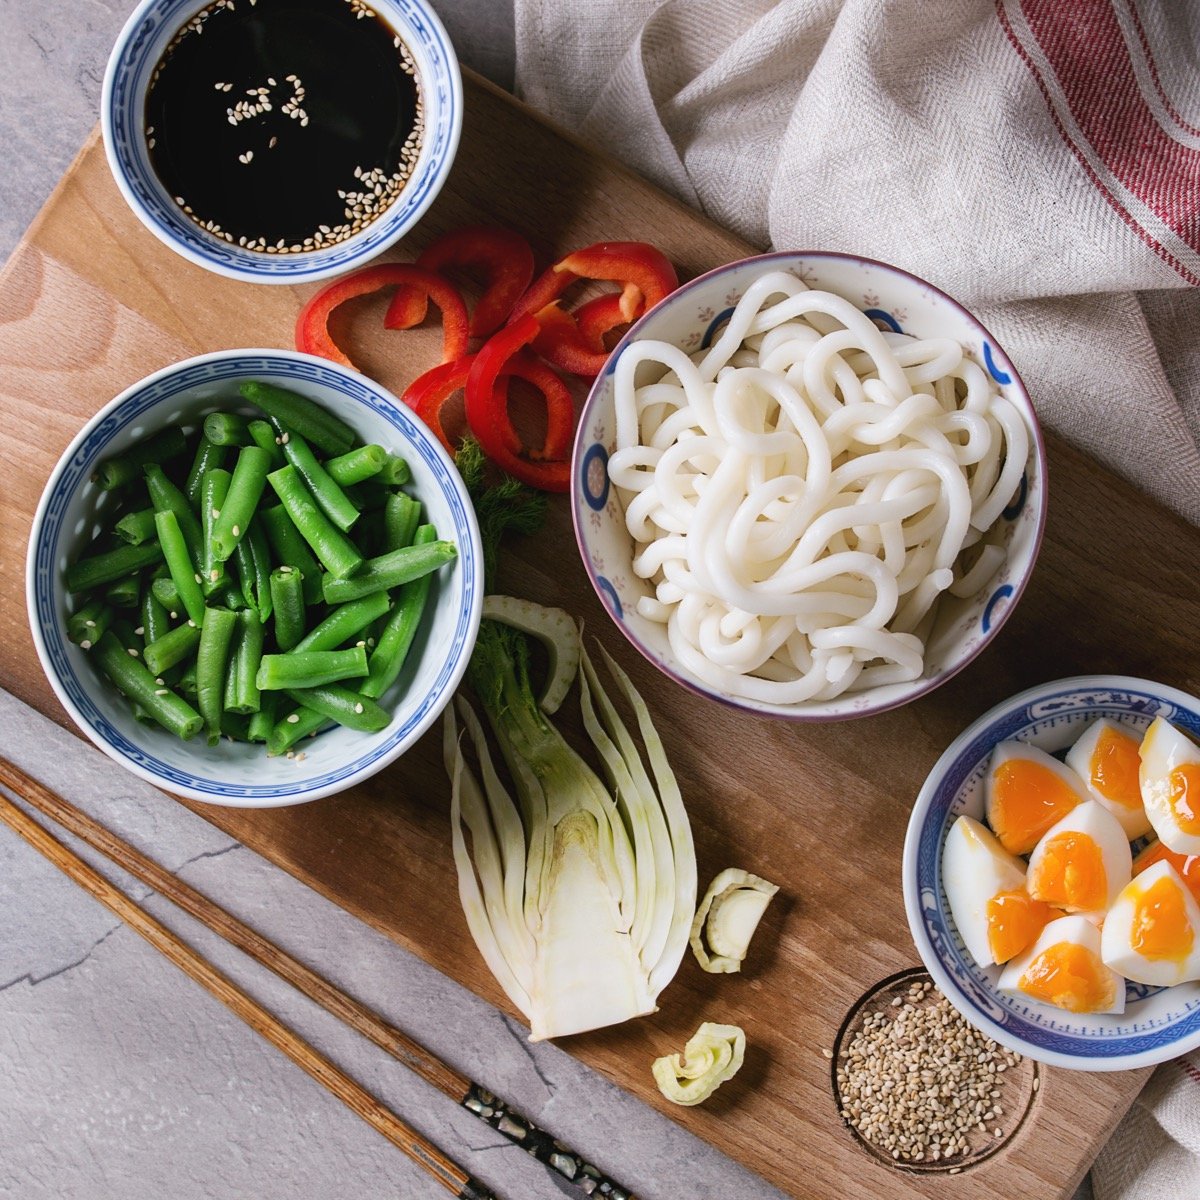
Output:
[
  {"xmin": 513, "ymin": 1, "xmax": 1200, "ymax": 1196},
  {"xmin": 515, "ymin": 0, "xmax": 1200, "ymax": 527}
]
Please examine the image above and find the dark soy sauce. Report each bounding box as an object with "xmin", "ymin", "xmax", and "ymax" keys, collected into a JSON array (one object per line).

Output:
[{"xmin": 146, "ymin": 0, "xmax": 421, "ymax": 251}]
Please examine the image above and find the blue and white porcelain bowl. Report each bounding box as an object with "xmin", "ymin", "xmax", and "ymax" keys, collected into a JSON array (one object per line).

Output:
[
  {"xmin": 26, "ymin": 350, "xmax": 483, "ymax": 807},
  {"xmin": 571, "ymin": 251, "xmax": 1047, "ymax": 721},
  {"xmin": 102, "ymin": 0, "xmax": 462, "ymax": 284},
  {"xmin": 904, "ymin": 676, "xmax": 1200, "ymax": 1071}
]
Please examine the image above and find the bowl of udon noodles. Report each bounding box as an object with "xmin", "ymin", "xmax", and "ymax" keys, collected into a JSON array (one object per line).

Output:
[{"xmin": 571, "ymin": 251, "xmax": 1047, "ymax": 720}]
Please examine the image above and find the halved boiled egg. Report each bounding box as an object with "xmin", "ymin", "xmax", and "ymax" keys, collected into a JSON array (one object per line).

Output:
[
  {"xmin": 1100, "ymin": 860, "xmax": 1200, "ymax": 986},
  {"xmin": 1025, "ymin": 801, "xmax": 1131, "ymax": 918},
  {"xmin": 985, "ymin": 741, "xmax": 1088, "ymax": 855},
  {"xmin": 1133, "ymin": 840, "xmax": 1200, "ymax": 905},
  {"xmin": 998, "ymin": 914, "xmax": 1125, "ymax": 1014},
  {"xmin": 1064, "ymin": 718, "xmax": 1151, "ymax": 839},
  {"xmin": 1139, "ymin": 718, "xmax": 1200, "ymax": 856},
  {"xmin": 943, "ymin": 815, "xmax": 1055, "ymax": 966}
]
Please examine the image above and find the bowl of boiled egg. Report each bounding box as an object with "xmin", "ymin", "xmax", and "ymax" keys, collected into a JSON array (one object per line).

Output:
[{"xmin": 904, "ymin": 675, "xmax": 1200, "ymax": 1070}]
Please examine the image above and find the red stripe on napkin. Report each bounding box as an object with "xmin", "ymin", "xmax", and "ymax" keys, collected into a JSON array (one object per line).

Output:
[
  {"xmin": 994, "ymin": 1, "xmax": 1200, "ymax": 284},
  {"xmin": 1019, "ymin": 0, "xmax": 1200, "ymax": 251}
]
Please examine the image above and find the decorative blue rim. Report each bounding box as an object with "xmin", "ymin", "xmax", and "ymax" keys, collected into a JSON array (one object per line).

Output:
[
  {"xmin": 571, "ymin": 249, "xmax": 1050, "ymax": 723},
  {"xmin": 26, "ymin": 350, "xmax": 483, "ymax": 805},
  {"xmin": 101, "ymin": 0, "xmax": 463, "ymax": 283},
  {"xmin": 904, "ymin": 675, "xmax": 1200, "ymax": 1070}
]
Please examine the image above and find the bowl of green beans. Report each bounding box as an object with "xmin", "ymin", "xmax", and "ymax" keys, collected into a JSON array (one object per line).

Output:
[{"xmin": 27, "ymin": 349, "xmax": 483, "ymax": 805}]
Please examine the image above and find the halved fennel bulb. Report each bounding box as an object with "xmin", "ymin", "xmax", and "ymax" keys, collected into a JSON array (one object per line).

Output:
[{"xmin": 445, "ymin": 610, "xmax": 697, "ymax": 1041}]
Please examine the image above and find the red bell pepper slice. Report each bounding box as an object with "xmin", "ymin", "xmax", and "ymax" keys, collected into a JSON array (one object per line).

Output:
[
  {"xmin": 529, "ymin": 292, "xmax": 633, "ymax": 378},
  {"xmin": 295, "ymin": 264, "xmax": 469, "ymax": 371},
  {"xmin": 388, "ymin": 226, "xmax": 537, "ymax": 338},
  {"xmin": 510, "ymin": 241, "xmax": 679, "ymax": 326},
  {"xmin": 402, "ymin": 356, "xmax": 474, "ymax": 455},
  {"xmin": 403, "ymin": 348, "xmax": 574, "ymax": 465},
  {"xmin": 575, "ymin": 292, "xmax": 630, "ymax": 349},
  {"xmin": 465, "ymin": 315, "xmax": 571, "ymax": 492}
]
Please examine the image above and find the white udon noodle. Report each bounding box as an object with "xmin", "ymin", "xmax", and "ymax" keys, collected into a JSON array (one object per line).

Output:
[{"xmin": 607, "ymin": 270, "xmax": 1029, "ymax": 704}]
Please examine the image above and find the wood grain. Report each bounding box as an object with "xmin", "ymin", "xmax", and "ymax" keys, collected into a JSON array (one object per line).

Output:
[{"xmin": 3, "ymin": 70, "xmax": 1195, "ymax": 1200}]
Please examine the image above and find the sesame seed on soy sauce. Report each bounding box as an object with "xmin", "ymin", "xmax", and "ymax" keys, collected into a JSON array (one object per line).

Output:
[{"xmin": 145, "ymin": 0, "xmax": 423, "ymax": 253}]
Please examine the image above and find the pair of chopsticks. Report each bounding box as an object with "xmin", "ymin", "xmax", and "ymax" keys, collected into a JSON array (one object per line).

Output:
[{"xmin": 0, "ymin": 757, "xmax": 635, "ymax": 1200}]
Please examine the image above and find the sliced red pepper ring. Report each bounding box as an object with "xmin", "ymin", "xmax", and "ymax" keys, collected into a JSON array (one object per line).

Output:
[
  {"xmin": 295, "ymin": 264, "xmax": 469, "ymax": 371},
  {"xmin": 575, "ymin": 292, "xmax": 630, "ymax": 349},
  {"xmin": 465, "ymin": 315, "xmax": 571, "ymax": 492},
  {"xmin": 402, "ymin": 356, "xmax": 474, "ymax": 455},
  {"xmin": 530, "ymin": 292, "xmax": 634, "ymax": 378},
  {"xmin": 530, "ymin": 302, "xmax": 609, "ymax": 377},
  {"xmin": 403, "ymin": 349, "xmax": 574, "ymax": 464},
  {"xmin": 388, "ymin": 226, "xmax": 537, "ymax": 338},
  {"xmin": 509, "ymin": 240, "xmax": 679, "ymax": 326}
]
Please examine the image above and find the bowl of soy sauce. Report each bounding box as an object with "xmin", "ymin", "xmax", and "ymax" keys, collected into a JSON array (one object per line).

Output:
[{"xmin": 102, "ymin": 0, "xmax": 462, "ymax": 283}]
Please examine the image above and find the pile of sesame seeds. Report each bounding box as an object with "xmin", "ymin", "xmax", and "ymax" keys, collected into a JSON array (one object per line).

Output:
[{"xmin": 832, "ymin": 978, "xmax": 1025, "ymax": 1167}]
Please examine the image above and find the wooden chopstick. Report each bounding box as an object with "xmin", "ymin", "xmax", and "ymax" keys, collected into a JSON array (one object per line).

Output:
[
  {"xmin": 0, "ymin": 766, "xmax": 497, "ymax": 1200},
  {"xmin": 0, "ymin": 757, "xmax": 638, "ymax": 1200}
]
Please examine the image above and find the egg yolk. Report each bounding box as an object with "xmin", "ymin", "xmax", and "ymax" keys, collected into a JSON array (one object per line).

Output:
[
  {"xmin": 1130, "ymin": 875, "xmax": 1195, "ymax": 963},
  {"xmin": 986, "ymin": 890, "xmax": 1055, "ymax": 964},
  {"xmin": 1089, "ymin": 727, "xmax": 1143, "ymax": 810},
  {"xmin": 990, "ymin": 760, "xmax": 1081, "ymax": 854},
  {"xmin": 1028, "ymin": 832, "xmax": 1107, "ymax": 912},
  {"xmin": 1019, "ymin": 942, "xmax": 1115, "ymax": 1012},
  {"xmin": 1168, "ymin": 764, "xmax": 1200, "ymax": 835},
  {"xmin": 1134, "ymin": 842, "xmax": 1200, "ymax": 905}
]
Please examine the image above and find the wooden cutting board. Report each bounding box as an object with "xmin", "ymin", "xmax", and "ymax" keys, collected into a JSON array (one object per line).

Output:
[{"xmin": 2, "ymin": 69, "xmax": 1195, "ymax": 1200}]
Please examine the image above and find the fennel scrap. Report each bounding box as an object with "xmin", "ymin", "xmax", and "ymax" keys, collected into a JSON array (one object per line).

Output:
[
  {"xmin": 690, "ymin": 868, "xmax": 779, "ymax": 974},
  {"xmin": 652, "ymin": 1022, "xmax": 746, "ymax": 1106}
]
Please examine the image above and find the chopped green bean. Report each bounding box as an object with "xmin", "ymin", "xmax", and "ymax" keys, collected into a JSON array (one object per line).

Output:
[
  {"xmin": 291, "ymin": 592, "xmax": 390, "ymax": 655},
  {"xmin": 203, "ymin": 411, "xmax": 251, "ymax": 447},
  {"xmin": 185, "ymin": 436, "xmax": 227, "ymax": 506},
  {"xmin": 260, "ymin": 504, "xmax": 324, "ymax": 606},
  {"xmin": 256, "ymin": 647, "xmax": 368, "ymax": 691},
  {"xmin": 143, "ymin": 623, "xmax": 201, "ymax": 677},
  {"xmin": 284, "ymin": 684, "xmax": 390, "ymax": 733},
  {"xmin": 377, "ymin": 454, "xmax": 411, "ymax": 487},
  {"xmin": 267, "ymin": 465, "xmax": 363, "ymax": 580},
  {"xmin": 140, "ymin": 587, "xmax": 171, "ymax": 647},
  {"xmin": 94, "ymin": 632, "xmax": 202, "ymax": 740},
  {"xmin": 247, "ymin": 419, "xmax": 285, "ymax": 467},
  {"xmin": 67, "ymin": 600, "xmax": 113, "ymax": 649},
  {"xmin": 145, "ymin": 464, "xmax": 203, "ymax": 562},
  {"xmin": 247, "ymin": 519, "xmax": 273, "ymax": 621},
  {"xmin": 240, "ymin": 380, "xmax": 355, "ymax": 457},
  {"xmin": 321, "ymin": 541, "xmax": 456, "ymax": 604},
  {"xmin": 105, "ymin": 574, "xmax": 142, "ymax": 609},
  {"xmin": 201, "ymin": 468, "xmax": 232, "ymax": 595},
  {"xmin": 325, "ymin": 444, "xmax": 387, "ymax": 487},
  {"xmin": 65, "ymin": 541, "xmax": 162, "ymax": 594},
  {"xmin": 93, "ymin": 428, "xmax": 188, "ymax": 491},
  {"xmin": 151, "ymin": 575, "xmax": 182, "ymax": 615},
  {"xmin": 274, "ymin": 424, "xmax": 360, "ymax": 532},
  {"xmin": 266, "ymin": 705, "xmax": 329, "ymax": 756},
  {"xmin": 196, "ymin": 606, "xmax": 238, "ymax": 745},
  {"xmin": 361, "ymin": 526, "xmax": 437, "ymax": 699},
  {"xmin": 154, "ymin": 509, "xmax": 206, "ymax": 627},
  {"xmin": 345, "ymin": 479, "xmax": 390, "ymax": 511},
  {"xmin": 384, "ymin": 493, "xmax": 421, "ymax": 551},
  {"xmin": 247, "ymin": 693, "xmax": 278, "ymax": 743},
  {"xmin": 269, "ymin": 567, "xmax": 306, "ymax": 651},
  {"xmin": 211, "ymin": 445, "xmax": 272, "ymax": 562},
  {"xmin": 114, "ymin": 508, "xmax": 158, "ymax": 546},
  {"xmin": 225, "ymin": 610, "xmax": 264, "ymax": 715}
]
